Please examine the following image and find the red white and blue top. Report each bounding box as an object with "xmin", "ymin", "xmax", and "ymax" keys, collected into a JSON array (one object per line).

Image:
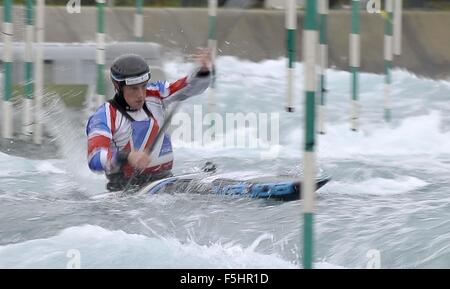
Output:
[{"xmin": 86, "ymin": 69, "xmax": 210, "ymax": 178}]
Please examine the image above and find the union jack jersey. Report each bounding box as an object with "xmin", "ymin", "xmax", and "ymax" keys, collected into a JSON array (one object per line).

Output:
[{"xmin": 86, "ymin": 69, "xmax": 210, "ymax": 178}]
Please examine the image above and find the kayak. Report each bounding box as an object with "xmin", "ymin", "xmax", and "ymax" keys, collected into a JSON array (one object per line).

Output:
[{"xmin": 138, "ymin": 170, "xmax": 330, "ymax": 201}]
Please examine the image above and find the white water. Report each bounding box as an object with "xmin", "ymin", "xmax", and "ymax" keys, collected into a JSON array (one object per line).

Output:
[{"xmin": 0, "ymin": 56, "xmax": 449, "ymax": 269}]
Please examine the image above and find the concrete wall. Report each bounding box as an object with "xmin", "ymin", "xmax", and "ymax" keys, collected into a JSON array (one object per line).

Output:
[
  {"xmin": 0, "ymin": 42, "xmax": 164, "ymax": 83},
  {"xmin": 2, "ymin": 7, "xmax": 450, "ymax": 79}
]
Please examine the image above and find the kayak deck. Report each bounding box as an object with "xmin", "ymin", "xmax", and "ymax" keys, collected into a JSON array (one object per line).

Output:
[{"xmin": 139, "ymin": 173, "xmax": 331, "ymax": 201}]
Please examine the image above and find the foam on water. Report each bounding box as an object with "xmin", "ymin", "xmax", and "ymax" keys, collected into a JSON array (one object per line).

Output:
[
  {"xmin": 318, "ymin": 111, "xmax": 450, "ymax": 159},
  {"xmin": 0, "ymin": 225, "xmax": 297, "ymax": 269},
  {"xmin": 0, "ymin": 152, "xmax": 64, "ymax": 177},
  {"xmin": 330, "ymin": 176, "xmax": 429, "ymax": 196}
]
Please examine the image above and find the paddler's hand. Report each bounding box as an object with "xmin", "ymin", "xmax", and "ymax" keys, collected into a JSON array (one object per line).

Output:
[
  {"xmin": 128, "ymin": 151, "xmax": 151, "ymax": 171},
  {"xmin": 191, "ymin": 47, "xmax": 211, "ymax": 73}
]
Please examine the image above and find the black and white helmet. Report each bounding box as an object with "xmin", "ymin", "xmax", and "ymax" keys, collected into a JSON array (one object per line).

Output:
[{"xmin": 110, "ymin": 54, "xmax": 151, "ymax": 87}]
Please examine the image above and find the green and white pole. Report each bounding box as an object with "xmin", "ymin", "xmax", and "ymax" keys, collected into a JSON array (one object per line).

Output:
[
  {"xmin": 302, "ymin": 0, "xmax": 317, "ymax": 269},
  {"xmin": 96, "ymin": 0, "xmax": 106, "ymax": 107},
  {"xmin": 393, "ymin": 0, "xmax": 402, "ymax": 56},
  {"xmin": 2, "ymin": 0, "xmax": 13, "ymax": 139},
  {"xmin": 134, "ymin": 0, "xmax": 143, "ymax": 41},
  {"xmin": 350, "ymin": 0, "xmax": 360, "ymax": 131},
  {"xmin": 318, "ymin": 0, "xmax": 328, "ymax": 134},
  {"xmin": 384, "ymin": 0, "xmax": 393, "ymax": 122},
  {"xmin": 285, "ymin": 0, "xmax": 296, "ymax": 112},
  {"xmin": 207, "ymin": 0, "xmax": 217, "ymax": 142},
  {"xmin": 207, "ymin": 0, "xmax": 217, "ymax": 114},
  {"xmin": 33, "ymin": 0, "xmax": 45, "ymax": 144},
  {"xmin": 23, "ymin": 0, "xmax": 34, "ymax": 138}
]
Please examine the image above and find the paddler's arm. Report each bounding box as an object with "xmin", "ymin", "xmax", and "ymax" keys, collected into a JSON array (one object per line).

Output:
[
  {"xmin": 86, "ymin": 105, "xmax": 151, "ymax": 174},
  {"xmin": 146, "ymin": 48, "xmax": 211, "ymax": 105}
]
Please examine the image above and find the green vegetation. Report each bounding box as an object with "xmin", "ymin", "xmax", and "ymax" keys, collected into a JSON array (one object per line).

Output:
[{"xmin": 12, "ymin": 84, "xmax": 88, "ymax": 108}]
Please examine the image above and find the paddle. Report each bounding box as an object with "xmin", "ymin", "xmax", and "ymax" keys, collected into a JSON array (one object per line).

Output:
[{"xmin": 122, "ymin": 100, "xmax": 182, "ymax": 194}]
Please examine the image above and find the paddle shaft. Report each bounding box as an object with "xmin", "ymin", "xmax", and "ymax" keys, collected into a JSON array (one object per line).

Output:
[
  {"xmin": 122, "ymin": 101, "xmax": 181, "ymax": 193},
  {"xmin": 146, "ymin": 101, "xmax": 181, "ymax": 154}
]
